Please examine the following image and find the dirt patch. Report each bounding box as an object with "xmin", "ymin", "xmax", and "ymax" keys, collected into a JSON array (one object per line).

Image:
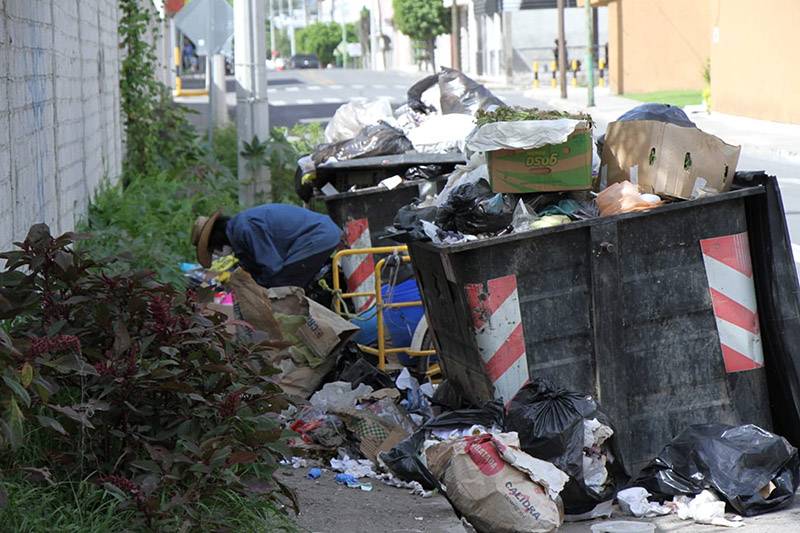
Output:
[{"xmin": 279, "ymin": 466, "xmax": 463, "ymax": 533}]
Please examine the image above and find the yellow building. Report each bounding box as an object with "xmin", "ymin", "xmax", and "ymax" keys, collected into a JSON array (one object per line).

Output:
[{"xmin": 587, "ymin": 0, "xmax": 800, "ymax": 124}]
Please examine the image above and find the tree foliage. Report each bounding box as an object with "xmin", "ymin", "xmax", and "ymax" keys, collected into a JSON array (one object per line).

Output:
[
  {"xmin": 392, "ymin": 0, "xmax": 449, "ymax": 48},
  {"xmin": 296, "ymin": 22, "xmax": 358, "ymax": 66}
]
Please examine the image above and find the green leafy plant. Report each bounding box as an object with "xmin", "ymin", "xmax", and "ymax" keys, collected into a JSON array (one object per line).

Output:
[
  {"xmin": 119, "ymin": 0, "xmax": 203, "ymax": 184},
  {"xmin": 392, "ymin": 0, "xmax": 449, "ymax": 71},
  {"xmin": 0, "ymin": 225, "xmax": 295, "ymax": 529},
  {"xmin": 475, "ymin": 106, "xmax": 594, "ymax": 127}
]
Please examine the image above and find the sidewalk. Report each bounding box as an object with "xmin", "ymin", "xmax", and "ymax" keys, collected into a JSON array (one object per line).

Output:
[{"xmin": 523, "ymin": 87, "xmax": 800, "ymax": 163}]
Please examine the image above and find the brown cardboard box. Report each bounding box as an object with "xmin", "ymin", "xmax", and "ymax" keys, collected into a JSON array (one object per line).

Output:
[{"xmin": 602, "ymin": 120, "xmax": 740, "ymax": 199}]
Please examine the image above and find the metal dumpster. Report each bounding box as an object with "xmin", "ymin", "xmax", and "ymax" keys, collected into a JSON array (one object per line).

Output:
[
  {"xmin": 314, "ymin": 152, "xmax": 465, "ymax": 192},
  {"xmin": 408, "ymin": 174, "xmax": 800, "ymax": 473}
]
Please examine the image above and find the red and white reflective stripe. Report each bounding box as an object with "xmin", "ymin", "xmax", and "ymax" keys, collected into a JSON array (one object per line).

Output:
[
  {"xmin": 700, "ymin": 232, "xmax": 764, "ymax": 373},
  {"xmin": 341, "ymin": 218, "xmax": 375, "ymax": 313},
  {"xmin": 465, "ymin": 274, "xmax": 529, "ymax": 404}
]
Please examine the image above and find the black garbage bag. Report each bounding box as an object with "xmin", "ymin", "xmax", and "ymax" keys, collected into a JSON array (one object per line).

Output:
[
  {"xmin": 405, "ymin": 164, "xmax": 445, "ymax": 181},
  {"xmin": 504, "ymin": 379, "xmax": 629, "ymax": 517},
  {"xmin": 382, "ymin": 201, "xmax": 439, "ymax": 243},
  {"xmin": 633, "ymin": 423, "xmax": 800, "ymax": 517},
  {"xmin": 597, "ymin": 102, "xmax": 697, "ymax": 155},
  {"xmin": 436, "ymin": 180, "xmax": 513, "ymax": 235},
  {"xmin": 311, "ymin": 121, "xmax": 413, "ymax": 167},
  {"xmin": 380, "ymin": 400, "xmax": 504, "ymax": 489},
  {"xmin": 338, "ymin": 357, "xmax": 395, "ymax": 391},
  {"xmin": 407, "ymin": 68, "xmax": 504, "ymax": 116},
  {"xmin": 438, "ymin": 67, "xmax": 505, "ymax": 115}
]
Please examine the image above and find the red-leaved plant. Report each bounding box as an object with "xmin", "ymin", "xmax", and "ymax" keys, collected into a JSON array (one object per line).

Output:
[{"xmin": 0, "ymin": 224, "xmax": 296, "ymax": 528}]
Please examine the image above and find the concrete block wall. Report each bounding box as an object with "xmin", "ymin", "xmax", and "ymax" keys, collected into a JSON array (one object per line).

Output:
[{"xmin": 0, "ymin": 0, "xmax": 124, "ymax": 252}]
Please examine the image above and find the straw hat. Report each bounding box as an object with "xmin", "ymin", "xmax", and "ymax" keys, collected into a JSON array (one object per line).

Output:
[{"xmin": 190, "ymin": 211, "xmax": 221, "ymax": 268}]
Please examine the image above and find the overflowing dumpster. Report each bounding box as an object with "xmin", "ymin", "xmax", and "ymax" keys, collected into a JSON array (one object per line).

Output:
[{"xmin": 408, "ymin": 174, "xmax": 800, "ymax": 472}]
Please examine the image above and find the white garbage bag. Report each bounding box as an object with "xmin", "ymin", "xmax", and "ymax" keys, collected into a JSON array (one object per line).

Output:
[{"xmin": 324, "ymin": 98, "xmax": 395, "ymax": 144}]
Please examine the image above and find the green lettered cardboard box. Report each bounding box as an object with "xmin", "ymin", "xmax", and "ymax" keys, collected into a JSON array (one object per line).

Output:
[{"xmin": 487, "ymin": 128, "xmax": 593, "ymax": 193}]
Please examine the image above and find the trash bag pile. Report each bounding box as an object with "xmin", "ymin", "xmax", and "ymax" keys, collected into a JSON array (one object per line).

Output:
[{"xmin": 295, "ymin": 68, "xmax": 504, "ymax": 202}]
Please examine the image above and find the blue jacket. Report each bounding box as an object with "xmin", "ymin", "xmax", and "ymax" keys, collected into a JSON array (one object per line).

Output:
[{"xmin": 226, "ymin": 204, "xmax": 342, "ymax": 287}]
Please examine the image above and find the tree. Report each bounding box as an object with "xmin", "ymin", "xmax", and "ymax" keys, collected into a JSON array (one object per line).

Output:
[
  {"xmin": 296, "ymin": 22, "xmax": 357, "ymax": 67},
  {"xmin": 392, "ymin": 0, "xmax": 449, "ymax": 71}
]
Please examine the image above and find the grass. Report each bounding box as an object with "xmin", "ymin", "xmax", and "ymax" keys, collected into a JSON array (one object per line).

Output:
[
  {"xmin": 624, "ymin": 89, "xmax": 703, "ymax": 107},
  {"xmin": 0, "ymin": 477, "xmax": 299, "ymax": 532}
]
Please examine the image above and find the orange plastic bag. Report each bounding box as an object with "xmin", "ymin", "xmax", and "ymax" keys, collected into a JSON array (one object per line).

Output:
[{"xmin": 597, "ymin": 181, "xmax": 662, "ymax": 217}]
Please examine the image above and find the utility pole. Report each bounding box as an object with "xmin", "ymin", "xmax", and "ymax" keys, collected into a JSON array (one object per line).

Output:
[
  {"xmin": 450, "ymin": 2, "xmax": 460, "ymax": 70},
  {"xmin": 584, "ymin": 0, "xmax": 595, "ymax": 106},
  {"xmin": 287, "ymin": 0, "xmax": 296, "ymax": 56},
  {"xmin": 234, "ymin": 0, "xmax": 271, "ymax": 205},
  {"xmin": 303, "ymin": 0, "xmax": 309, "ymax": 27},
  {"xmin": 269, "ymin": 0, "xmax": 276, "ymax": 58},
  {"xmin": 557, "ymin": 0, "xmax": 567, "ymax": 99}
]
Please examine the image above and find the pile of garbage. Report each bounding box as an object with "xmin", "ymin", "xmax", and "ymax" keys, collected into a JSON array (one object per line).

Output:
[
  {"xmin": 202, "ymin": 262, "xmax": 798, "ymax": 531},
  {"xmin": 382, "ymin": 100, "xmax": 742, "ymax": 246},
  {"xmin": 295, "ymin": 68, "xmax": 504, "ymax": 203}
]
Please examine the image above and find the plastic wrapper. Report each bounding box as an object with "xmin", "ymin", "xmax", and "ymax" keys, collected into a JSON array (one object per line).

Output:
[
  {"xmin": 596, "ymin": 181, "xmax": 661, "ymax": 217},
  {"xmin": 407, "ymin": 68, "xmax": 504, "ymax": 116},
  {"xmin": 436, "ymin": 152, "xmax": 488, "ymax": 207},
  {"xmin": 436, "ymin": 179, "xmax": 513, "ymax": 235},
  {"xmin": 311, "ymin": 121, "xmax": 413, "ymax": 167},
  {"xmin": 466, "ymin": 118, "xmax": 589, "ymax": 153},
  {"xmin": 633, "ymin": 423, "xmax": 800, "ymax": 516},
  {"xmin": 406, "ymin": 113, "xmax": 475, "ymax": 154},
  {"xmin": 324, "ymin": 98, "xmax": 394, "ymax": 144},
  {"xmin": 309, "ymin": 381, "xmax": 373, "ymax": 412},
  {"xmin": 404, "ymin": 164, "xmax": 446, "ymax": 181},
  {"xmin": 504, "ymin": 379, "xmax": 628, "ymax": 517}
]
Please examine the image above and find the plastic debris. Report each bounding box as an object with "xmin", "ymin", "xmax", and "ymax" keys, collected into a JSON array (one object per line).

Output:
[
  {"xmin": 335, "ymin": 473, "xmax": 360, "ymax": 488},
  {"xmin": 330, "ymin": 455, "xmax": 378, "ymax": 479},
  {"xmin": 674, "ymin": 490, "xmax": 745, "ymax": 528},
  {"xmin": 597, "ymin": 181, "xmax": 663, "ymax": 217},
  {"xmin": 617, "ymin": 487, "xmax": 671, "ymax": 518},
  {"xmin": 590, "ymin": 520, "xmax": 655, "ymax": 533},
  {"xmin": 309, "ymin": 382, "xmax": 374, "ymax": 412},
  {"xmin": 307, "ymin": 467, "xmax": 322, "ymax": 480}
]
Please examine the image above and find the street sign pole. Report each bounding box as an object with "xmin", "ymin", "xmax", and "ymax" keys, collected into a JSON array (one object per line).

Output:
[
  {"xmin": 585, "ymin": 0, "xmax": 595, "ymax": 107},
  {"xmin": 234, "ymin": 0, "xmax": 271, "ymax": 205},
  {"xmin": 207, "ymin": 12, "xmax": 214, "ymax": 145}
]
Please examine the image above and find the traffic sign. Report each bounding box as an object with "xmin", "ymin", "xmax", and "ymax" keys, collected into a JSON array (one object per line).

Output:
[{"xmin": 174, "ymin": 0, "xmax": 233, "ymax": 56}]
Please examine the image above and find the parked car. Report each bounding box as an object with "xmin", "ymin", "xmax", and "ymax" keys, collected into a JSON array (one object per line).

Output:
[{"xmin": 289, "ymin": 54, "xmax": 320, "ymax": 69}]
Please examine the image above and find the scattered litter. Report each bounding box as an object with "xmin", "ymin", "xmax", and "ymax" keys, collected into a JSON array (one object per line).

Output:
[
  {"xmin": 310, "ymin": 382, "xmax": 374, "ymax": 412},
  {"xmin": 283, "ymin": 457, "xmax": 307, "ymax": 469},
  {"xmin": 674, "ymin": 490, "xmax": 745, "ymax": 528},
  {"xmin": 377, "ymin": 473, "xmax": 434, "ymax": 498},
  {"xmin": 334, "ymin": 473, "xmax": 360, "ymax": 487},
  {"xmin": 414, "ymin": 516, "xmax": 424, "ymax": 521},
  {"xmin": 330, "ymin": 455, "xmax": 378, "ymax": 479},
  {"xmin": 360, "ymin": 483, "xmax": 373, "ymax": 492},
  {"xmin": 307, "ymin": 467, "xmax": 322, "ymax": 480},
  {"xmin": 617, "ymin": 487, "xmax": 671, "ymax": 518},
  {"xmin": 378, "ymin": 175, "xmax": 403, "ymax": 190},
  {"xmin": 321, "ymin": 183, "xmax": 339, "ymax": 196}
]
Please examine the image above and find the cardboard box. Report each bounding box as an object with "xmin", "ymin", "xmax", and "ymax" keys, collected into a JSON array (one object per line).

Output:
[
  {"xmin": 601, "ymin": 120, "xmax": 740, "ymax": 199},
  {"xmin": 487, "ymin": 129, "xmax": 593, "ymax": 193}
]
